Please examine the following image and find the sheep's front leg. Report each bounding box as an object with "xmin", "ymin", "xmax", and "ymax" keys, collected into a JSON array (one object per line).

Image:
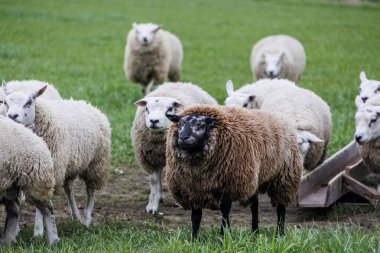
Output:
[
  {"xmin": 82, "ymin": 187, "xmax": 95, "ymax": 227},
  {"xmin": 191, "ymin": 208, "xmax": 202, "ymax": 240},
  {"xmin": 37, "ymin": 201, "xmax": 59, "ymax": 245},
  {"xmin": 0, "ymin": 198, "xmax": 20, "ymax": 246},
  {"xmin": 33, "ymin": 208, "xmax": 44, "ymax": 237},
  {"xmin": 220, "ymin": 197, "xmax": 232, "ymax": 235},
  {"xmin": 276, "ymin": 204, "xmax": 286, "ymax": 236},
  {"xmin": 146, "ymin": 170, "xmax": 162, "ymax": 214},
  {"xmin": 64, "ymin": 180, "xmax": 82, "ymax": 222},
  {"xmin": 250, "ymin": 194, "xmax": 259, "ymax": 234}
]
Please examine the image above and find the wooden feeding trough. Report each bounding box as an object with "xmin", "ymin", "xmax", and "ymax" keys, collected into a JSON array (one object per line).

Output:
[{"xmin": 297, "ymin": 140, "xmax": 380, "ymax": 208}]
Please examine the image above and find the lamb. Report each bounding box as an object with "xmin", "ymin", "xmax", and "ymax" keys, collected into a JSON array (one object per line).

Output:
[
  {"xmin": 0, "ymin": 116, "xmax": 59, "ymax": 246},
  {"xmin": 250, "ymin": 35, "xmax": 306, "ymax": 82},
  {"xmin": 225, "ymin": 80, "xmax": 331, "ymax": 172},
  {"xmin": 354, "ymin": 95, "xmax": 380, "ymax": 191},
  {"xmin": 224, "ymin": 79, "xmax": 296, "ymax": 109},
  {"xmin": 131, "ymin": 82, "xmax": 217, "ymax": 214},
  {"xmin": 165, "ymin": 105, "xmax": 302, "ymax": 238},
  {"xmin": 2, "ymin": 84, "xmax": 111, "ymax": 236},
  {"xmin": 124, "ymin": 22, "xmax": 183, "ymax": 94},
  {"xmin": 358, "ymin": 71, "xmax": 380, "ymax": 103}
]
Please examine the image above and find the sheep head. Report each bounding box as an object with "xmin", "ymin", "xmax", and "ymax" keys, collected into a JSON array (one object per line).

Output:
[
  {"xmin": 2, "ymin": 81, "xmax": 46, "ymax": 126},
  {"xmin": 359, "ymin": 71, "xmax": 380, "ymax": 103},
  {"xmin": 132, "ymin": 22, "xmax": 161, "ymax": 46},
  {"xmin": 224, "ymin": 80, "xmax": 257, "ymax": 109},
  {"xmin": 167, "ymin": 113, "xmax": 217, "ymax": 154},
  {"xmin": 355, "ymin": 105, "xmax": 380, "ymax": 144},
  {"xmin": 263, "ymin": 51, "xmax": 284, "ymax": 78}
]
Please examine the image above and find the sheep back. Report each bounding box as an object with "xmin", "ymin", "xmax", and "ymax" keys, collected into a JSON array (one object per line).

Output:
[
  {"xmin": 0, "ymin": 80, "xmax": 62, "ymax": 101},
  {"xmin": 166, "ymin": 105, "xmax": 302, "ymax": 210},
  {"xmin": 0, "ymin": 116, "xmax": 55, "ymax": 204},
  {"xmin": 33, "ymin": 99, "xmax": 111, "ymax": 190},
  {"xmin": 131, "ymin": 82, "xmax": 217, "ymax": 174}
]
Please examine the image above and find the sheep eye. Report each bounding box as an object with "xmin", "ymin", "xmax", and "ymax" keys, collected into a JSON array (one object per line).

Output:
[
  {"xmin": 243, "ymin": 103, "xmax": 248, "ymax": 108},
  {"xmin": 24, "ymin": 100, "xmax": 32, "ymax": 108},
  {"xmin": 145, "ymin": 108, "xmax": 149, "ymax": 113},
  {"xmin": 167, "ymin": 107, "xmax": 173, "ymax": 112},
  {"xmin": 369, "ymin": 118, "xmax": 378, "ymax": 127}
]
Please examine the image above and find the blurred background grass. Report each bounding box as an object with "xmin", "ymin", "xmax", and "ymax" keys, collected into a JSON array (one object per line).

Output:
[{"xmin": 0, "ymin": 0, "xmax": 379, "ymax": 167}]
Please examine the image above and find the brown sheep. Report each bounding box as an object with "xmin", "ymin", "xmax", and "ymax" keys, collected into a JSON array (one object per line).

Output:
[{"xmin": 166, "ymin": 105, "xmax": 302, "ymax": 238}]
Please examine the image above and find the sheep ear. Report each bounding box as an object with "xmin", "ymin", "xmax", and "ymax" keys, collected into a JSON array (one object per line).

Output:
[
  {"xmin": 32, "ymin": 85, "xmax": 47, "ymax": 98},
  {"xmin": 205, "ymin": 117, "xmax": 217, "ymax": 128},
  {"xmin": 172, "ymin": 101, "xmax": 183, "ymax": 108},
  {"xmin": 279, "ymin": 52, "xmax": 285, "ymax": 61},
  {"xmin": 166, "ymin": 113, "xmax": 181, "ymax": 123},
  {"xmin": 301, "ymin": 131, "xmax": 324, "ymax": 143},
  {"xmin": 226, "ymin": 80, "xmax": 234, "ymax": 97},
  {"xmin": 360, "ymin": 71, "xmax": 367, "ymax": 82},
  {"xmin": 132, "ymin": 22, "xmax": 137, "ymax": 29},
  {"xmin": 152, "ymin": 26, "xmax": 161, "ymax": 33},
  {"xmin": 2, "ymin": 81, "xmax": 10, "ymax": 95},
  {"xmin": 355, "ymin": 95, "xmax": 364, "ymax": 109},
  {"xmin": 134, "ymin": 99, "xmax": 147, "ymax": 107}
]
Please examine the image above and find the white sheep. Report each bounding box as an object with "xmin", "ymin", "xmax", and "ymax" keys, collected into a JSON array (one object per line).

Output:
[
  {"xmin": 0, "ymin": 116, "xmax": 59, "ymax": 246},
  {"xmin": 354, "ymin": 95, "xmax": 380, "ymax": 191},
  {"xmin": 358, "ymin": 71, "xmax": 380, "ymax": 103},
  {"xmin": 2, "ymin": 84, "xmax": 111, "ymax": 236},
  {"xmin": 165, "ymin": 105, "xmax": 302, "ymax": 238},
  {"xmin": 224, "ymin": 78, "xmax": 296, "ymax": 109},
  {"xmin": 124, "ymin": 23, "xmax": 183, "ymax": 94},
  {"xmin": 131, "ymin": 82, "xmax": 217, "ymax": 214},
  {"xmin": 225, "ymin": 80, "xmax": 332, "ymax": 172},
  {"xmin": 250, "ymin": 35, "xmax": 306, "ymax": 82}
]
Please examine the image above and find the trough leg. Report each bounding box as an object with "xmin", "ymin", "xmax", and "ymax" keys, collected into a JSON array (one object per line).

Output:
[
  {"xmin": 1, "ymin": 198, "xmax": 20, "ymax": 246},
  {"xmin": 276, "ymin": 204, "xmax": 286, "ymax": 236},
  {"xmin": 250, "ymin": 194, "xmax": 259, "ymax": 234},
  {"xmin": 64, "ymin": 180, "xmax": 82, "ymax": 222},
  {"xmin": 220, "ymin": 197, "xmax": 232, "ymax": 235},
  {"xmin": 83, "ymin": 187, "xmax": 95, "ymax": 227},
  {"xmin": 191, "ymin": 208, "xmax": 202, "ymax": 240}
]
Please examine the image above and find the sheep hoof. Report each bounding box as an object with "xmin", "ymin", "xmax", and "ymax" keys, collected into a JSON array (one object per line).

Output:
[
  {"xmin": 46, "ymin": 237, "xmax": 60, "ymax": 246},
  {"xmin": 0, "ymin": 237, "xmax": 15, "ymax": 247}
]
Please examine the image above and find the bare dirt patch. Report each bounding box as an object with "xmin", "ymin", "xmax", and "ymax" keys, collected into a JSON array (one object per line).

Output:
[{"xmin": 1, "ymin": 165, "xmax": 379, "ymax": 231}]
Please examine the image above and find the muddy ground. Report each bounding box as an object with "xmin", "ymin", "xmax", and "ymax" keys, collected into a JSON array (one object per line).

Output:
[{"xmin": 1, "ymin": 166, "xmax": 379, "ymax": 231}]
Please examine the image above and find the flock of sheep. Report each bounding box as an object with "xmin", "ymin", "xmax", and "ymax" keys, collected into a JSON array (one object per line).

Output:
[{"xmin": 0, "ymin": 21, "xmax": 378, "ymax": 246}]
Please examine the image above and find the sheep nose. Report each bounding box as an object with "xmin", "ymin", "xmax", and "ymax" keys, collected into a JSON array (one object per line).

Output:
[
  {"xmin": 362, "ymin": 97, "xmax": 368, "ymax": 103},
  {"xmin": 268, "ymin": 71, "xmax": 274, "ymax": 77},
  {"xmin": 8, "ymin": 113, "xmax": 18, "ymax": 120},
  {"xmin": 355, "ymin": 135, "xmax": 362, "ymax": 142},
  {"xmin": 143, "ymin": 37, "xmax": 148, "ymax": 43},
  {"xmin": 150, "ymin": 119, "xmax": 159, "ymax": 124}
]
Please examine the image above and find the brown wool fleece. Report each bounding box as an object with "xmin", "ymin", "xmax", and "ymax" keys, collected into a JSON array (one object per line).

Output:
[{"xmin": 166, "ymin": 105, "xmax": 302, "ymax": 210}]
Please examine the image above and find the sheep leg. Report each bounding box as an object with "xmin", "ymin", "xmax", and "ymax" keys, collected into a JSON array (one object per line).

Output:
[
  {"xmin": 159, "ymin": 170, "xmax": 164, "ymax": 203},
  {"xmin": 0, "ymin": 198, "xmax": 20, "ymax": 246},
  {"xmin": 276, "ymin": 204, "xmax": 286, "ymax": 236},
  {"xmin": 250, "ymin": 194, "xmax": 259, "ymax": 234},
  {"xmin": 146, "ymin": 170, "xmax": 162, "ymax": 214},
  {"xmin": 33, "ymin": 208, "xmax": 44, "ymax": 237},
  {"xmin": 220, "ymin": 197, "xmax": 232, "ymax": 235},
  {"xmin": 191, "ymin": 208, "xmax": 202, "ymax": 240},
  {"xmin": 37, "ymin": 201, "xmax": 59, "ymax": 245},
  {"xmin": 64, "ymin": 180, "xmax": 82, "ymax": 222},
  {"xmin": 82, "ymin": 187, "xmax": 95, "ymax": 227},
  {"xmin": 377, "ymin": 184, "xmax": 380, "ymax": 192},
  {"xmin": 145, "ymin": 78, "xmax": 155, "ymax": 94}
]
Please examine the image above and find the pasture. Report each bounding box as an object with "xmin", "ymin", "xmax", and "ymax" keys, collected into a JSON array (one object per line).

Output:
[{"xmin": 0, "ymin": 0, "xmax": 380, "ymax": 252}]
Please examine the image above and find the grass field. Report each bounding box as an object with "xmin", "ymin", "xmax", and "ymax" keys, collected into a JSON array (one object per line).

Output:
[{"xmin": 1, "ymin": 0, "xmax": 380, "ymax": 252}]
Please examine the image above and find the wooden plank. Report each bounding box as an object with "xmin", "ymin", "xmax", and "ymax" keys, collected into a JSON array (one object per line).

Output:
[
  {"xmin": 325, "ymin": 171, "xmax": 348, "ymax": 207},
  {"xmin": 298, "ymin": 141, "xmax": 360, "ymax": 200},
  {"xmin": 298, "ymin": 187, "xmax": 328, "ymax": 208},
  {"xmin": 342, "ymin": 174, "xmax": 380, "ymax": 206},
  {"xmin": 345, "ymin": 160, "xmax": 369, "ymax": 181}
]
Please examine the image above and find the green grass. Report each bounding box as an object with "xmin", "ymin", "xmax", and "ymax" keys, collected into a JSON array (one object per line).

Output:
[{"xmin": 1, "ymin": 0, "xmax": 380, "ymax": 252}]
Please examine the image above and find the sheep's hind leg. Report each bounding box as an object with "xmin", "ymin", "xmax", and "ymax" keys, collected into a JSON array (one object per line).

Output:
[
  {"xmin": 64, "ymin": 180, "xmax": 82, "ymax": 222},
  {"xmin": 37, "ymin": 201, "xmax": 59, "ymax": 245},
  {"xmin": 276, "ymin": 204, "xmax": 286, "ymax": 236},
  {"xmin": 191, "ymin": 208, "xmax": 202, "ymax": 240},
  {"xmin": 82, "ymin": 187, "xmax": 95, "ymax": 227},
  {"xmin": 146, "ymin": 170, "xmax": 162, "ymax": 214},
  {"xmin": 33, "ymin": 208, "xmax": 44, "ymax": 237},
  {"xmin": 250, "ymin": 194, "xmax": 259, "ymax": 234},
  {"xmin": 220, "ymin": 197, "xmax": 232, "ymax": 235},
  {"xmin": 1, "ymin": 198, "xmax": 20, "ymax": 246}
]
